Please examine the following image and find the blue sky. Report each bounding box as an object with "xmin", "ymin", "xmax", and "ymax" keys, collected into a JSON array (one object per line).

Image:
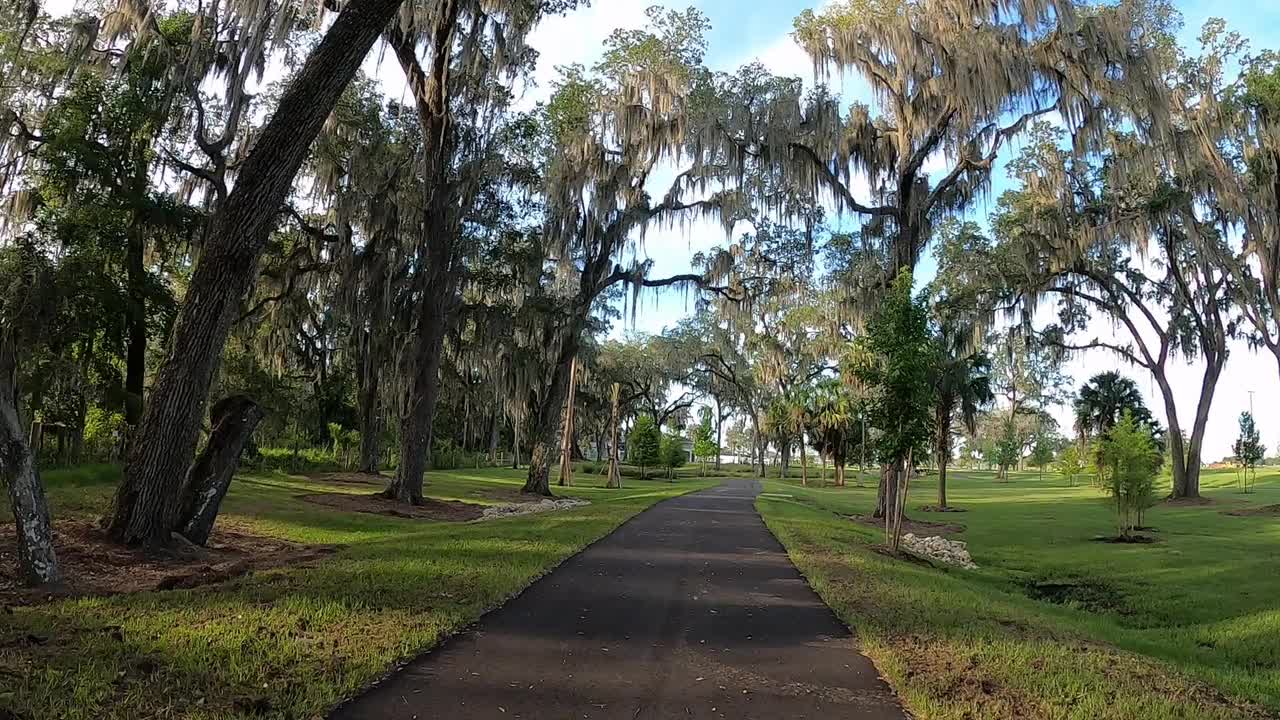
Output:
[{"xmin": 524, "ymin": 0, "xmax": 1280, "ymax": 459}]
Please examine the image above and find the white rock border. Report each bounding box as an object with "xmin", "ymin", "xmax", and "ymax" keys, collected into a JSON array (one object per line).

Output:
[
  {"xmin": 901, "ymin": 533, "xmax": 978, "ymax": 569},
  {"xmin": 479, "ymin": 497, "xmax": 590, "ymax": 520}
]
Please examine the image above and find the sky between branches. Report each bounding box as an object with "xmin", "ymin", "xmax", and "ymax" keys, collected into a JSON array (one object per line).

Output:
[{"xmin": 41, "ymin": 0, "xmax": 1280, "ymax": 458}]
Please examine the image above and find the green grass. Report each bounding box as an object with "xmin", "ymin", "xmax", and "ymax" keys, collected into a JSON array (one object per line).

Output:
[
  {"xmin": 757, "ymin": 466, "xmax": 1280, "ymax": 719},
  {"xmin": 2, "ymin": 464, "xmax": 714, "ymax": 719}
]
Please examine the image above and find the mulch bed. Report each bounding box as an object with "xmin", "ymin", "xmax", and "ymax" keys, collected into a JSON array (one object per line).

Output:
[
  {"xmin": 849, "ymin": 514, "xmax": 965, "ymax": 535},
  {"xmin": 0, "ymin": 520, "xmax": 340, "ymax": 605},
  {"xmin": 918, "ymin": 505, "xmax": 969, "ymax": 513},
  {"xmin": 299, "ymin": 492, "xmax": 485, "ymax": 521},
  {"xmin": 1222, "ymin": 504, "xmax": 1280, "ymax": 517}
]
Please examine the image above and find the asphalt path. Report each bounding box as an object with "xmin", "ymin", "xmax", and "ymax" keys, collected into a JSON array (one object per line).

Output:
[{"xmin": 331, "ymin": 478, "xmax": 907, "ymax": 719}]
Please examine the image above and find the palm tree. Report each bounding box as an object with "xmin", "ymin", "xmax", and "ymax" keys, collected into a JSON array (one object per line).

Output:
[
  {"xmin": 933, "ymin": 342, "xmax": 994, "ymax": 509},
  {"xmin": 1073, "ymin": 372, "xmax": 1156, "ymax": 442},
  {"xmin": 809, "ymin": 380, "xmax": 855, "ymax": 487},
  {"xmin": 785, "ymin": 389, "xmax": 812, "ymax": 486}
]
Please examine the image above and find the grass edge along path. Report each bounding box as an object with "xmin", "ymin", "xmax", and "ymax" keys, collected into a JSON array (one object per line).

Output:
[
  {"xmin": 755, "ymin": 486, "xmax": 1274, "ymax": 720},
  {"xmin": 1, "ymin": 467, "xmax": 715, "ymax": 720}
]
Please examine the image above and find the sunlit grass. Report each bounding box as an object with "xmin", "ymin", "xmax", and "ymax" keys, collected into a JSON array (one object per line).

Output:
[
  {"xmin": 1, "ymin": 464, "xmax": 715, "ymax": 720},
  {"xmin": 758, "ymin": 466, "xmax": 1280, "ymax": 719}
]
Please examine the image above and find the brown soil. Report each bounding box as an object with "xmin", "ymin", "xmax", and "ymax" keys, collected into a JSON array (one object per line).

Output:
[
  {"xmin": 849, "ymin": 514, "xmax": 965, "ymax": 535},
  {"xmin": 1164, "ymin": 496, "xmax": 1216, "ymax": 506},
  {"xmin": 307, "ymin": 471, "xmax": 388, "ymax": 486},
  {"xmin": 918, "ymin": 505, "xmax": 969, "ymax": 513},
  {"xmin": 299, "ymin": 492, "xmax": 485, "ymax": 521},
  {"xmin": 0, "ymin": 520, "xmax": 339, "ymax": 605},
  {"xmin": 1223, "ymin": 504, "xmax": 1280, "ymax": 517},
  {"xmin": 1090, "ymin": 534, "xmax": 1159, "ymax": 544}
]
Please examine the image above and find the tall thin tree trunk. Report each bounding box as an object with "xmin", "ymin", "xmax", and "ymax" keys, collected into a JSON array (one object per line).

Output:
[
  {"xmin": 125, "ymin": 224, "xmax": 146, "ymax": 427},
  {"xmin": 558, "ymin": 357, "xmax": 578, "ymax": 487},
  {"xmin": 606, "ymin": 383, "xmax": 622, "ymax": 489},
  {"xmin": 799, "ymin": 433, "xmax": 808, "ymax": 486},
  {"xmin": 1, "ymin": 332, "xmax": 60, "ymax": 585},
  {"xmin": 108, "ymin": 0, "xmax": 409, "ymax": 547}
]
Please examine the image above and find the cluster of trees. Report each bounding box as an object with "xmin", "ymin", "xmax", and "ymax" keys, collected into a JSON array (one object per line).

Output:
[{"xmin": 4, "ymin": 0, "xmax": 1278, "ymax": 583}]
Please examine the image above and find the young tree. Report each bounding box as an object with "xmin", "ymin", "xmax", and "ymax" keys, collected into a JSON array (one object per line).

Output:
[
  {"xmin": 1098, "ymin": 411, "xmax": 1161, "ymax": 538},
  {"xmin": 627, "ymin": 415, "xmax": 661, "ymax": 480},
  {"xmin": 1233, "ymin": 411, "xmax": 1265, "ymax": 493},
  {"xmin": 659, "ymin": 432, "xmax": 687, "ymax": 481},
  {"xmin": 1030, "ymin": 435, "xmax": 1057, "ymax": 481},
  {"xmin": 1057, "ymin": 445, "xmax": 1084, "ymax": 487},
  {"xmin": 690, "ymin": 412, "xmax": 718, "ymax": 476},
  {"xmin": 847, "ymin": 271, "xmax": 934, "ymax": 552}
]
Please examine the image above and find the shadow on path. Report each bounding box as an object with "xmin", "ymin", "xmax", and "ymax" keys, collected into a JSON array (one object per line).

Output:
[{"xmin": 331, "ymin": 479, "xmax": 906, "ymax": 719}]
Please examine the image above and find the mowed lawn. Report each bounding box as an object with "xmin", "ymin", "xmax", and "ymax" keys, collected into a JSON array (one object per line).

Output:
[
  {"xmin": 758, "ymin": 467, "xmax": 1280, "ymax": 720},
  {"xmin": 0, "ymin": 464, "xmax": 714, "ymax": 720}
]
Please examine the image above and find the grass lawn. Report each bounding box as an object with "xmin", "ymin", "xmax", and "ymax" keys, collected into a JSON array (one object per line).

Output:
[
  {"xmin": 1, "ymin": 463, "xmax": 714, "ymax": 719},
  {"xmin": 757, "ymin": 466, "xmax": 1280, "ymax": 719}
]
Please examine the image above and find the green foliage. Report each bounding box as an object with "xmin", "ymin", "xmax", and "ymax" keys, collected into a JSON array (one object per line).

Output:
[
  {"xmin": 659, "ymin": 432, "xmax": 687, "ymax": 478},
  {"xmin": 627, "ymin": 415, "xmax": 661, "ymax": 477},
  {"xmin": 1056, "ymin": 445, "xmax": 1084, "ymax": 486},
  {"xmin": 1098, "ymin": 411, "xmax": 1161, "ymax": 537},
  {"xmin": 1030, "ymin": 433, "xmax": 1058, "ymax": 475},
  {"xmin": 846, "ymin": 270, "xmax": 934, "ymax": 469},
  {"xmin": 691, "ymin": 414, "xmax": 718, "ymax": 471},
  {"xmin": 1233, "ymin": 411, "xmax": 1264, "ymax": 492},
  {"xmin": 82, "ymin": 407, "xmax": 127, "ymax": 461},
  {"xmin": 1074, "ymin": 372, "xmax": 1160, "ymax": 442}
]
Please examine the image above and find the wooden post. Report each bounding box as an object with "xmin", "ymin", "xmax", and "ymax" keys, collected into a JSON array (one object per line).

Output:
[
  {"xmin": 558, "ymin": 357, "xmax": 578, "ymax": 487},
  {"xmin": 606, "ymin": 383, "xmax": 622, "ymax": 489}
]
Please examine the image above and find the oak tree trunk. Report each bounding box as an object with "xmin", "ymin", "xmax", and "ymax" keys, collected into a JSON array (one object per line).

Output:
[
  {"xmin": 176, "ymin": 395, "xmax": 264, "ymax": 546},
  {"xmin": 108, "ymin": 0, "xmax": 409, "ymax": 547},
  {"xmin": 1, "ymin": 332, "xmax": 60, "ymax": 585},
  {"xmin": 386, "ymin": 286, "xmax": 449, "ymax": 505},
  {"xmin": 523, "ymin": 325, "xmax": 583, "ymax": 496}
]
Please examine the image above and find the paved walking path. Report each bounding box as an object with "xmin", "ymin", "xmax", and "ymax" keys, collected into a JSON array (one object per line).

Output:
[{"xmin": 331, "ymin": 479, "xmax": 906, "ymax": 719}]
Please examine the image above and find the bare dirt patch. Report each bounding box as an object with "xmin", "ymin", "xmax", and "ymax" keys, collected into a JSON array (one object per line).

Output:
[
  {"xmin": 0, "ymin": 521, "xmax": 339, "ymax": 605},
  {"xmin": 307, "ymin": 471, "xmax": 387, "ymax": 487},
  {"xmin": 1090, "ymin": 534, "xmax": 1159, "ymax": 544},
  {"xmin": 849, "ymin": 514, "xmax": 965, "ymax": 535},
  {"xmin": 299, "ymin": 492, "xmax": 485, "ymax": 521},
  {"xmin": 1222, "ymin": 504, "xmax": 1280, "ymax": 517},
  {"xmin": 1164, "ymin": 496, "xmax": 1216, "ymax": 507},
  {"xmin": 918, "ymin": 505, "xmax": 969, "ymax": 513}
]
